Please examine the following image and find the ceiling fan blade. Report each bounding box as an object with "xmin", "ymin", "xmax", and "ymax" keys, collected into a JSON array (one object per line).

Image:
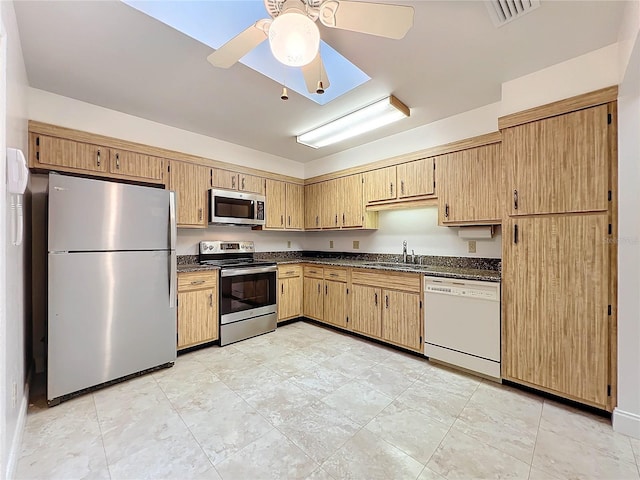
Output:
[
  {"xmin": 319, "ymin": 0, "xmax": 414, "ymax": 40},
  {"xmin": 301, "ymin": 52, "xmax": 330, "ymax": 94},
  {"xmin": 207, "ymin": 20, "xmax": 270, "ymax": 68}
]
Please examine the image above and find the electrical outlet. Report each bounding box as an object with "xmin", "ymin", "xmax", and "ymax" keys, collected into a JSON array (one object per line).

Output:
[
  {"xmin": 353, "ymin": 240, "xmax": 360, "ymax": 249},
  {"xmin": 329, "ymin": 240, "xmax": 334, "ymax": 249},
  {"xmin": 287, "ymin": 240, "xmax": 291, "ymax": 248},
  {"xmin": 468, "ymin": 240, "xmax": 477, "ymax": 253}
]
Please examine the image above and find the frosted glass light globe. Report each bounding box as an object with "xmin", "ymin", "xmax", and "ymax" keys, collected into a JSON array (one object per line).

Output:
[{"xmin": 268, "ymin": 11, "xmax": 320, "ymax": 67}]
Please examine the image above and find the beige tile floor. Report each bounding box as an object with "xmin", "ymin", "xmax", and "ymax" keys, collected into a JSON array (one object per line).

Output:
[{"xmin": 15, "ymin": 321, "xmax": 640, "ymax": 480}]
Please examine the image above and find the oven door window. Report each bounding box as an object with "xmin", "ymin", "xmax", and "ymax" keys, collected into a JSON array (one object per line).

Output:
[
  {"xmin": 214, "ymin": 197, "xmax": 255, "ymax": 220},
  {"xmin": 220, "ymin": 271, "xmax": 276, "ymax": 315}
]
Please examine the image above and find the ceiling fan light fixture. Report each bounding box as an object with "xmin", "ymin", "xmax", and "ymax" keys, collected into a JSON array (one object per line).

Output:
[
  {"xmin": 268, "ymin": 10, "xmax": 320, "ymax": 67},
  {"xmin": 297, "ymin": 95, "xmax": 410, "ymax": 149}
]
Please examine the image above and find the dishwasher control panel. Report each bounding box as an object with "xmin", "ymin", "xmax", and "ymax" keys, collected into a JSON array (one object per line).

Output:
[{"xmin": 424, "ymin": 282, "xmax": 499, "ymax": 301}]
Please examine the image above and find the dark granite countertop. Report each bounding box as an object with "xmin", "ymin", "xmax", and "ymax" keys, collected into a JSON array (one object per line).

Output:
[{"xmin": 177, "ymin": 252, "xmax": 501, "ymax": 282}]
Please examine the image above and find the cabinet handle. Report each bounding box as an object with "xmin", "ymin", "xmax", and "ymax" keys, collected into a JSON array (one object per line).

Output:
[
  {"xmin": 286, "ymin": 270, "xmax": 295, "ymax": 275},
  {"xmin": 190, "ymin": 280, "xmax": 205, "ymax": 285},
  {"xmin": 385, "ymin": 295, "xmax": 389, "ymax": 308},
  {"xmin": 514, "ymin": 224, "xmax": 519, "ymax": 244},
  {"xmin": 315, "ymin": 216, "xmax": 319, "ymax": 227},
  {"xmin": 288, "ymin": 215, "xmax": 291, "ymax": 226},
  {"xmin": 115, "ymin": 153, "xmax": 120, "ymax": 169},
  {"xmin": 232, "ymin": 176, "xmax": 236, "ymax": 189},
  {"xmin": 513, "ymin": 189, "xmax": 518, "ymax": 210},
  {"xmin": 209, "ymin": 293, "xmax": 213, "ymax": 307},
  {"xmin": 390, "ymin": 182, "xmax": 394, "ymax": 196},
  {"xmin": 401, "ymin": 180, "xmax": 404, "ymax": 195},
  {"xmin": 281, "ymin": 215, "xmax": 284, "ymax": 226},
  {"xmin": 97, "ymin": 149, "xmax": 101, "ymax": 167},
  {"xmin": 445, "ymin": 203, "xmax": 449, "ymax": 218},
  {"xmin": 342, "ymin": 213, "xmax": 345, "ymax": 225},
  {"xmin": 335, "ymin": 214, "xmax": 338, "ymax": 226},
  {"xmin": 317, "ymin": 283, "xmax": 320, "ymax": 294},
  {"xmin": 198, "ymin": 208, "xmax": 203, "ymax": 221},
  {"xmin": 329, "ymin": 273, "xmax": 338, "ymax": 277},
  {"xmin": 374, "ymin": 292, "xmax": 378, "ymax": 306},
  {"xmin": 281, "ymin": 283, "xmax": 284, "ymax": 294},
  {"xmin": 241, "ymin": 177, "xmax": 245, "ymax": 190},
  {"xmin": 325, "ymin": 284, "xmax": 328, "ymax": 295}
]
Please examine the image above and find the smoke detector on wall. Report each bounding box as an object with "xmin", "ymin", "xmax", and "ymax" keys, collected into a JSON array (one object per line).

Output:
[{"xmin": 485, "ymin": 0, "xmax": 540, "ymax": 27}]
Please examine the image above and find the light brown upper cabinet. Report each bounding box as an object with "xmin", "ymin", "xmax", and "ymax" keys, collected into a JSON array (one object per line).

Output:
[
  {"xmin": 169, "ymin": 161, "xmax": 209, "ymax": 228},
  {"xmin": 397, "ymin": 158, "xmax": 435, "ymax": 198},
  {"xmin": 364, "ymin": 166, "xmax": 397, "ymax": 202},
  {"xmin": 437, "ymin": 143, "xmax": 502, "ymax": 225},
  {"xmin": 265, "ymin": 179, "xmax": 304, "ymax": 230},
  {"xmin": 304, "ymin": 183, "xmax": 322, "ymax": 230},
  {"xmin": 502, "ymin": 213, "xmax": 609, "ymax": 409},
  {"xmin": 339, "ymin": 174, "xmax": 366, "ymax": 228},
  {"xmin": 30, "ymin": 134, "xmax": 108, "ymax": 175},
  {"xmin": 109, "ymin": 149, "xmax": 164, "ymax": 182},
  {"xmin": 211, "ymin": 168, "xmax": 265, "ymax": 195},
  {"xmin": 504, "ymin": 105, "xmax": 609, "ymax": 216}
]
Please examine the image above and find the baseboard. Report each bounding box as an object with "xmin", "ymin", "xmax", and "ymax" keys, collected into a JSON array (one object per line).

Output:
[
  {"xmin": 613, "ymin": 407, "xmax": 640, "ymax": 439},
  {"xmin": 6, "ymin": 377, "xmax": 30, "ymax": 480}
]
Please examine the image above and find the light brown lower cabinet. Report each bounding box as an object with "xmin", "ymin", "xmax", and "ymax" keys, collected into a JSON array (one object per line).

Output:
[
  {"xmin": 177, "ymin": 272, "xmax": 218, "ymax": 349},
  {"xmin": 381, "ymin": 289, "xmax": 422, "ymax": 351},
  {"xmin": 350, "ymin": 284, "xmax": 382, "ymax": 337},
  {"xmin": 502, "ymin": 213, "xmax": 610, "ymax": 409},
  {"xmin": 323, "ymin": 273, "xmax": 348, "ymax": 329},
  {"xmin": 303, "ymin": 275, "xmax": 324, "ymax": 321},
  {"xmin": 278, "ymin": 266, "xmax": 303, "ymax": 321}
]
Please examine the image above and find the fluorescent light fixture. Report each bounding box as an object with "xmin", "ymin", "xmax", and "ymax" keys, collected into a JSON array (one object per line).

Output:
[{"xmin": 297, "ymin": 96, "xmax": 410, "ymax": 148}]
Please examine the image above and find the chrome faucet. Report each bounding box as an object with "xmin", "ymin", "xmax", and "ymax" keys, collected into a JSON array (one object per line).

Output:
[{"xmin": 403, "ymin": 240, "xmax": 407, "ymax": 263}]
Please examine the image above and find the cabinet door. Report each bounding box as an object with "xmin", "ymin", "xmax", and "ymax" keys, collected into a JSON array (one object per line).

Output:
[
  {"xmin": 110, "ymin": 149, "xmax": 164, "ymax": 182},
  {"xmin": 324, "ymin": 280, "xmax": 347, "ymax": 328},
  {"xmin": 364, "ymin": 166, "xmax": 396, "ymax": 202},
  {"xmin": 170, "ymin": 162, "xmax": 208, "ymax": 228},
  {"xmin": 303, "ymin": 277, "xmax": 324, "ymax": 320},
  {"xmin": 505, "ymin": 105, "xmax": 608, "ymax": 215},
  {"xmin": 37, "ymin": 135, "xmax": 108, "ymax": 173},
  {"xmin": 340, "ymin": 175, "xmax": 363, "ymax": 228},
  {"xmin": 240, "ymin": 174, "xmax": 265, "ymax": 194},
  {"xmin": 278, "ymin": 276, "xmax": 303, "ymax": 321},
  {"xmin": 381, "ymin": 290, "xmax": 422, "ymax": 351},
  {"xmin": 397, "ymin": 158, "xmax": 434, "ymax": 198},
  {"xmin": 266, "ymin": 179, "xmax": 286, "ymax": 229},
  {"xmin": 502, "ymin": 214, "xmax": 609, "ymax": 407},
  {"xmin": 321, "ymin": 180, "xmax": 339, "ymax": 228},
  {"xmin": 304, "ymin": 183, "xmax": 322, "ymax": 230},
  {"xmin": 177, "ymin": 288, "xmax": 218, "ymax": 349},
  {"xmin": 286, "ymin": 183, "xmax": 304, "ymax": 230},
  {"xmin": 438, "ymin": 143, "xmax": 502, "ymax": 224},
  {"xmin": 350, "ymin": 284, "xmax": 382, "ymax": 337},
  {"xmin": 212, "ymin": 169, "xmax": 238, "ymax": 190}
]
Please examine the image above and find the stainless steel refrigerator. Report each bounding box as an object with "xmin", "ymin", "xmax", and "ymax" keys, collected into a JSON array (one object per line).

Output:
[{"xmin": 47, "ymin": 173, "xmax": 177, "ymax": 404}]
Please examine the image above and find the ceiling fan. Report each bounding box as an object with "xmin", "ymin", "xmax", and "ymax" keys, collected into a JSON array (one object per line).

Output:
[{"xmin": 207, "ymin": 0, "xmax": 414, "ymax": 95}]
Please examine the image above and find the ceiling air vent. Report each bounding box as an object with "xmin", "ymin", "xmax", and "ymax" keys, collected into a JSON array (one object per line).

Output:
[{"xmin": 485, "ymin": 0, "xmax": 540, "ymax": 27}]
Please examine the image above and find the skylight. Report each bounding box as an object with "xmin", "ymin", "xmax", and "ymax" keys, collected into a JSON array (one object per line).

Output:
[{"xmin": 122, "ymin": 1, "xmax": 370, "ymax": 105}]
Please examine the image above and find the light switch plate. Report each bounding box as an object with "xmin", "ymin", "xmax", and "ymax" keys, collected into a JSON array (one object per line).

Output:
[{"xmin": 468, "ymin": 240, "xmax": 477, "ymax": 253}]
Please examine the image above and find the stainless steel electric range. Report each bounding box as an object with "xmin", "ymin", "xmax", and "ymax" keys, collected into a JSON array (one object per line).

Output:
[{"xmin": 199, "ymin": 241, "xmax": 277, "ymax": 346}]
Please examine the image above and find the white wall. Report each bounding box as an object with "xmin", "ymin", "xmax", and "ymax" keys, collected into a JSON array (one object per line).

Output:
[
  {"xmin": 0, "ymin": 1, "xmax": 30, "ymax": 478},
  {"xmin": 28, "ymin": 88, "xmax": 305, "ymax": 179},
  {"xmin": 304, "ymin": 102, "xmax": 500, "ymax": 179},
  {"xmin": 302, "ymin": 207, "xmax": 502, "ymax": 258},
  {"xmin": 613, "ymin": 0, "xmax": 640, "ymax": 439},
  {"xmin": 177, "ymin": 227, "xmax": 305, "ymax": 255}
]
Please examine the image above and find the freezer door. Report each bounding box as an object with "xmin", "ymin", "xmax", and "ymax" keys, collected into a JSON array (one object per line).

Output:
[
  {"xmin": 48, "ymin": 251, "xmax": 176, "ymax": 401},
  {"xmin": 49, "ymin": 174, "xmax": 174, "ymax": 252}
]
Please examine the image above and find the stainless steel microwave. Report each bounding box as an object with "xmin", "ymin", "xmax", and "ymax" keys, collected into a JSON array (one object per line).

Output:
[{"xmin": 208, "ymin": 188, "xmax": 265, "ymax": 226}]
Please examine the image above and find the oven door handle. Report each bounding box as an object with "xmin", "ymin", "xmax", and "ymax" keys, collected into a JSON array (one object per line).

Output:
[{"xmin": 221, "ymin": 265, "xmax": 277, "ymax": 277}]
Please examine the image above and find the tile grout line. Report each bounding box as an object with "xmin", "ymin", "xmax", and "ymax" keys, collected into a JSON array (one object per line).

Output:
[
  {"xmin": 91, "ymin": 393, "xmax": 113, "ymax": 480},
  {"xmin": 526, "ymin": 395, "xmax": 546, "ymax": 479}
]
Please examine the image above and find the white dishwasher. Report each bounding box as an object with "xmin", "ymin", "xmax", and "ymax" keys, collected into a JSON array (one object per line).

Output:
[{"xmin": 424, "ymin": 276, "xmax": 501, "ymax": 379}]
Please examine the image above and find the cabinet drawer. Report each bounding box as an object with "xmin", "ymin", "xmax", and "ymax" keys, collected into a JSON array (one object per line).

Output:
[
  {"xmin": 351, "ymin": 269, "xmax": 421, "ymax": 293},
  {"xmin": 303, "ymin": 265, "xmax": 324, "ymax": 279},
  {"xmin": 324, "ymin": 267, "xmax": 347, "ymax": 282},
  {"xmin": 278, "ymin": 265, "xmax": 302, "ymax": 279},
  {"xmin": 178, "ymin": 271, "xmax": 218, "ymax": 291}
]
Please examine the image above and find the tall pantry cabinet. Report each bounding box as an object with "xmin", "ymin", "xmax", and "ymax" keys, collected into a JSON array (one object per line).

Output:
[{"xmin": 500, "ymin": 88, "xmax": 617, "ymax": 411}]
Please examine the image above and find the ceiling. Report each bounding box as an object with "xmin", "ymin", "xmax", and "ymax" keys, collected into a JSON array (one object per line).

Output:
[{"xmin": 14, "ymin": 1, "xmax": 627, "ymax": 163}]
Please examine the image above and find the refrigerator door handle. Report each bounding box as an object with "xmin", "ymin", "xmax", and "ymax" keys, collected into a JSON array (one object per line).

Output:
[
  {"xmin": 170, "ymin": 250, "xmax": 177, "ymax": 308},
  {"xmin": 169, "ymin": 191, "xmax": 176, "ymax": 250}
]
